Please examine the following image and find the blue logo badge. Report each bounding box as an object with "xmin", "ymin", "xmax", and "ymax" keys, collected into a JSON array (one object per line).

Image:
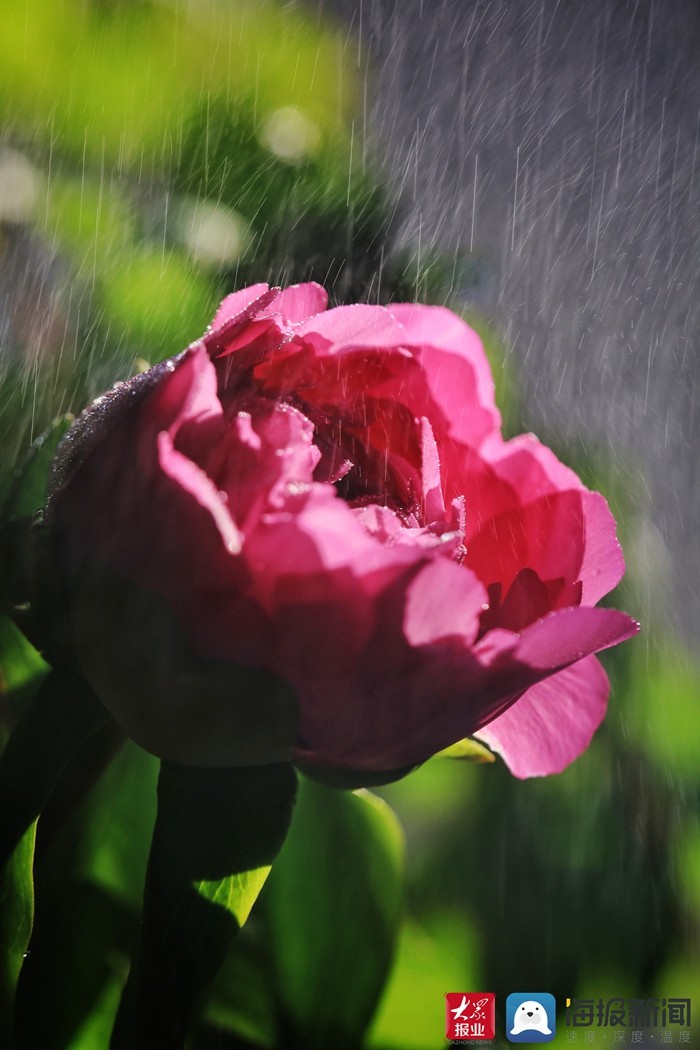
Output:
[{"xmin": 506, "ymin": 993, "xmax": 556, "ymax": 1042}]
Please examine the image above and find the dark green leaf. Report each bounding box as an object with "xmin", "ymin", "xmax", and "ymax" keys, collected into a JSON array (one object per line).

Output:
[
  {"xmin": 203, "ymin": 919, "xmax": 277, "ymax": 1048},
  {"xmin": 111, "ymin": 761, "xmax": 297, "ymax": 1049},
  {"xmin": 0, "ymin": 614, "xmax": 49, "ymax": 735},
  {"xmin": 0, "ymin": 670, "xmax": 111, "ymax": 868},
  {"xmin": 0, "ymin": 516, "xmax": 75, "ymax": 666},
  {"xmin": 0, "ymin": 415, "xmax": 72, "ymax": 647},
  {"xmin": 11, "ymin": 745, "xmax": 151, "ymax": 1049},
  {"xmin": 15, "ymin": 881, "xmax": 134, "ymax": 1050},
  {"xmin": 0, "ymin": 824, "xmax": 35, "ymax": 1050},
  {"xmin": 3, "ymin": 415, "xmax": 73, "ymax": 522},
  {"xmin": 263, "ymin": 778, "xmax": 404, "ymax": 1050},
  {"xmin": 70, "ymin": 741, "xmax": 159, "ymax": 910}
]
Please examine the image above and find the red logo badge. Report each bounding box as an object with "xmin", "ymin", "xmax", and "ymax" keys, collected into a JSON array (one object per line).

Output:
[{"xmin": 445, "ymin": 992, "xmax": 496, "ymax": 1041}]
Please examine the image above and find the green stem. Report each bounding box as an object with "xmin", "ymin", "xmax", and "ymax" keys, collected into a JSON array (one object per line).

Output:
[{"xmin": 111, "ymin": 761, "xmax": 297, "ymax": 1049}]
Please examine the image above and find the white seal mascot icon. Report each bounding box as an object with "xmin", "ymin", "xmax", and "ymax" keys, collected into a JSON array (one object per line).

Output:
[{"xmin": 510, "ymin": 1000, "xmax": 552, "ymax": 1035}]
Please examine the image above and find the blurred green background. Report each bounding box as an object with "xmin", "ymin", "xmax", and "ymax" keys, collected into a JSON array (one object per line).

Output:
[{"xmin": 1, "ymin": 1, "xmax": 698, "ymax": 1048}]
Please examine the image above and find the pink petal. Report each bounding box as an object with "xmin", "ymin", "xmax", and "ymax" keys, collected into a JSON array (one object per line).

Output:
[
  {"xmin": 353, "ymin": 504, "xmax": 445, "ymax": 551},
  {"xmin": 210, "ymin": 283, "xmax": 272, "ymax": 332},
  {"xmin": 475, "ymin": 437, "xmax": 625, "ymax": 606},
  {"xmin": 420, "ymin": 416, "xmax": 446, "ymax": 522},
  {"xmin": 149, "ymin": 346, "xmax": 239, "ymax": 488},
  {"xmin": 293, "ymin": 652, "xmax": 485, "ymax": 771},
  {"xmin": 389, "ymin": 302, "xmax": 500, "ymax": 448},
  {"xmin": 205, "ymin": 287, "xmax": 284, "ymax": 358},
  {"xmin": 480, "ymin": 431, "xmax": 584, "ymax": 497},
  {"xmin": 497, "ymin": 568, "xmax": 551, "ymax": 632},
  {"xmin": 211, "ymin": 317, "xmax": 288, "ymax": 360},
  {"xmin": 298, "ymin": 303, "xmax": 407, "ymax": 353},
  {"xmin": 247, "ymin": 485, "xmax": 383, "ymax": 586},
  {"xmin": 163, "ymin": 345, "xmax": 222, "ymax": 430},
  {"xmin": 292, "ymin": 605, "xmax": 637, "ymax": 773},
  {"xmin": 475, "ymin": 655, "xmax": 610, "ymax": 777},
  {"xmin": 515, "ymin": 605, "xmax": 640, "ymax": 670},
  {"xmin": 200, "ymin": 401, "xmax": 322, "ymax": 537},
  {"xmin": 266, "ymin": 282, "xmax": 328, "ymax": 324},
  {"xmin": 131, "ymin": 347, "xmax": 221, "ymax": 435},
  {"xmin": 157, "ymin": 430, "xmax": 243, "ymax": 555},
  {"xmin": 579, "ymin": 491, "xmax": 626, "ymax": 605},
  {"xmin": 255, "ymin": 404, "xmax": 321, "ymax": 501},
  {"xmin": 206, "ymin": 283, "xmax": 327, "ymax": 359},
  {"xmin": 465, "ymin": 489, "xmax": 586, "ymax": 594},
  {"xmin": 245, "ymin": 494, "xmax": 428, "ymax": 682},
  {"xmin": 404, "ymin": 557, "xmax": 487, "ymax": 647}
]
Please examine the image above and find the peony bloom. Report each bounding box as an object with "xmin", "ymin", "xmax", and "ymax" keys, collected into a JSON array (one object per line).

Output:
[{"xmin": 46, "ymin": 283, "xmax": 638, "ymax": 780}]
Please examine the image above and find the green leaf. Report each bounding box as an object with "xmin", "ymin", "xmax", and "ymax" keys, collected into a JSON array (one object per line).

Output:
[
  {"xmin": 367, "ymin": 915, "xmax": 481, "ymax": 1050},
  {"xmin": 0, "ymin": 624, "xmax": 52, "ymax": 1048},
  {"xmin": 0, "ymin": 654, "xmax": 125, "ymax": 1050},
  {"xmin": 435, "ymin": 738, "xmax": 495, "ymax": 763},
  {"xmin": 0, "ymin": 415, "xmax": 73, "ymax": 648},
  {"xmin": 262, "ymin": 778, "xmax": 404, "ymax": 1050},
  {"xmin": 0, "ymin": 614, "xmax": 49, "ymax": 736},
  {"xmin": 11, "ymin": 747, "xmax": 150, "ymax": 1050},
  {"xmin": 111, "ymin": 761, "xmax": 297, "ymax": 1048},
  {"xmin": 15, "ymin": 882, "xmax": 134, "ymax": 1050},
  {"xmin": 69, "ymin": 972, "xmax": 125, "ymax": 1050},
  {"xmin": 70, "ymin": 741, "xmax": 159, "ymax": 910},
  {"xmin": 0, "ymin": 824, "xmax": 35, "ymax": 1050},
  {"xmin": 0, "ymin": 670, "xmax": 111, "ymax": 868},
  {"xmin": 2, "ymin": 415, "xmax": 73, "ymax": 523},
  {"xmin": 203, "ymin": 919, "xmax": 277, "ymax": 1048}
]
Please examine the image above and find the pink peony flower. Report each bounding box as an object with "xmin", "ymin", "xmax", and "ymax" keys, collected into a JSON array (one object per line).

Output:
[{"xmin": 46, "ymin": 282, "xmax": 638, "ymax": 779}]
